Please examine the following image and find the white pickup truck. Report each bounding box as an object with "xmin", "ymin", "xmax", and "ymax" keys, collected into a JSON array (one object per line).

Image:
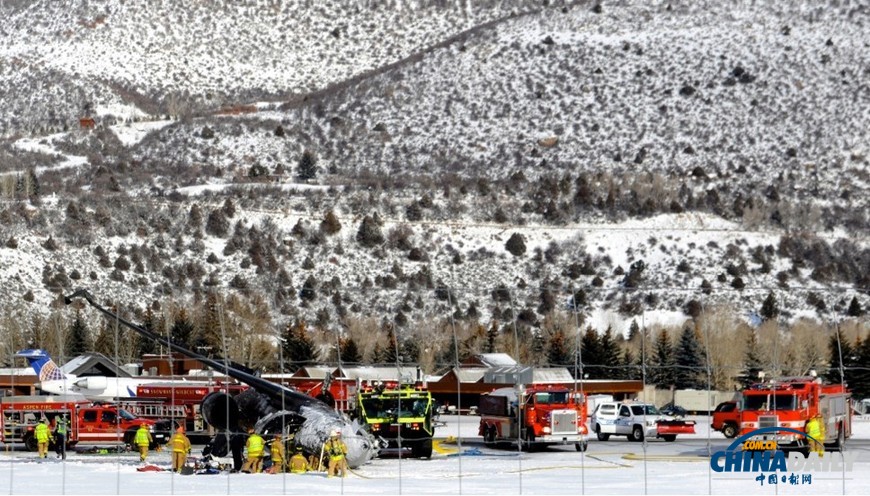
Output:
[{"xmin": 590, "ymin": 401, "xmax": 695, "ymax": 442}]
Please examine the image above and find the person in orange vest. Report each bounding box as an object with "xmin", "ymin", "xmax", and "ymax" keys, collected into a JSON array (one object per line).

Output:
[
  {"xmin": 244, "ymin": 428, "xmax": 265, "ymax": 473},
  {"xmin": 34, "ymin": 418, "xmax": 51, "ymax": 459},
  {"xmin": 169, "ymin": 426, "xmax": 191, "ymax": 473},
  {"xmin": 289, "ymin": 446, "xmax": 309, "ymax": 474},
  {"xmin": 134, "ymin": 423, "xmax": 153, "ymax": 462},
  {"xmin": 324, "ymin": 429, "xmax": 348, "ymax": 478},
  {"xmin": 267, "ymin": 433, "xmax": 286, "ymax": 474}
]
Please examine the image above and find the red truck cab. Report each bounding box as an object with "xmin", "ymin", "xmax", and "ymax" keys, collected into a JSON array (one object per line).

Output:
[
  {"xmin": 479, "ymin": 386, "xmax": 588, "ymax": 451},
  {"xmin": 711, "ymin": 400, "xmax": 740, "ymax": 438}
]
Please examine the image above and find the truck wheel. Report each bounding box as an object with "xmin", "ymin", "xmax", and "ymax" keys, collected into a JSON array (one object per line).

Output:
[
  {"xmin": 596, "ymin": 426, "xmax": 609, "ymax": 442},
  {"xmin": 411, "ymin": 439, "xmax": 433, "ymax": 459},
  {"xmin": 630, "ymin": 426, "xmax": 644, "ymax": 442},
  {"xmin": 662, "ymin": 435, "xmax": 676, "ymax": 442},
  {"xmin": 575, "ymin": 441, "xmax": 588, "ymax": 452},
  {"xmin": 23, "ymin": 434, "xmax": 38, "ymax": 452},
  {"xmin": 123, "ymin": 429, "xmax": 137, "ymax": 449},
  {"xmin": 483, "ymin": 425, "xmax": 496, "ymax": 444},
  {"xmin": 835, "ymin": 426, "xmax": 845, "ymax": 451},
  {"xmin": 722, "ymin": 423, "xmax": 738, "ymax": 439}
]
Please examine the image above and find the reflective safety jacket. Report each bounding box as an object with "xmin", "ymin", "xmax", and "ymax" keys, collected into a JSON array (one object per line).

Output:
[
  {"xmin": 135, "ymin": 427, "xmax": 153, "ymax": 447},
  {"xmin": 246, "ymin": 434, "xmax": 265, "ymax": 457},
  {"xmin": 35, "ymin": 423, "xmax": 50, "ymax": 443},
  {"xmin": 271, "ymin": 439, "xmax": 285, "ymax": 463},
  {"xmin": 170, "ymin": 433, "xmax": 191, "ymax": 453},
  {"xmin": 289, "ymin": 453, "xmax": 309, "ymax": 473},
  {"xmin": 325, "ymin": 438, "xmax": 347, "ymax": 460},
  {"xmin": 806, "ymin": 416, "xmax": 825, "ymax": 441}
]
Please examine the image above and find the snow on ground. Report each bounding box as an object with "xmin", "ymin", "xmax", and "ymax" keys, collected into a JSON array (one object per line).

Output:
[
  {"xmin": 4, "ymin": 134, "xmax": 88, "ymax": 178},
  {"xmin": 2, "ymin": 416, "xmax": 869, "ymax": 495},
  {"xmin": 110, "ymin": 120, "xmax": 174, "ymax": 147}
]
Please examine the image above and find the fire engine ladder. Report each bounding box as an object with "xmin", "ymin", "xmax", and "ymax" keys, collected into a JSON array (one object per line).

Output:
[{"xmin": 125, "ymin": 403, "xmax": 187, "ymax": 420}]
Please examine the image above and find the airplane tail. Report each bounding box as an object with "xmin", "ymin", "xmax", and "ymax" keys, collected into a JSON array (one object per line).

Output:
[{"xmin": 15, "ymin": 349, "xmax": 67, "ymax": 382}]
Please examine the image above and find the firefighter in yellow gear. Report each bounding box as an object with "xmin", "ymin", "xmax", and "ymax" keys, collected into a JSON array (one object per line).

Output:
[
  {"xmin": 267, "ymin": 434, "xmax": 286, "ymax": 474},
  {"xmin": 34, "ymin": 418, "xmax": 51, "ymax": 459},
  {"xmin": 289, "ymin": 446, "xmax": 309, "ymax": 474},
  {"xmin": 169, "ymin": 426, "xmax": 191, "ymax": 472},
  {"xmin": 134, "ymin": 423, "xmax": 153, "ymax": 462},
  {"xmin": 244, "ymin": 429, "xmax": 265, "ymax": 473},
  {"xmin": 805, "ymin": 413, "xmax": 825, "ymax": 457},
  {"xmin": 324, "ymin": 429, "xmax": 348, "ymax": 478}
]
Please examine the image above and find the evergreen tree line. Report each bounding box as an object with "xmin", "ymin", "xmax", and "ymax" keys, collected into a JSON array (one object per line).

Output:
[{"xmin": 4, "ymin": 294, "xmax": 869, "ymax": 398}]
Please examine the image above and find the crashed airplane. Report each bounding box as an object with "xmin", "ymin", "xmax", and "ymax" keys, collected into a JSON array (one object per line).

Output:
[{"xmin": 63, "ymin": 288, "xmax": 377, "ymax": 468}]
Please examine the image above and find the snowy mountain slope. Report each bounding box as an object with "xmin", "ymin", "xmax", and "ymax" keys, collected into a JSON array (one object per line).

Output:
[
  {"xmin": 120, "ymin": 1, "xmax": 869, "ymax": 228},
  {"xmin": 0, "ymin": 0, "xmax": 546, "ymax": 135}
]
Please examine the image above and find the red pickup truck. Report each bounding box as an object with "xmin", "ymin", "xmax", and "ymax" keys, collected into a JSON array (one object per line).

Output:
[{"xmin": 711, "ymin": 401, "xmax": 740, "ymax": 438}]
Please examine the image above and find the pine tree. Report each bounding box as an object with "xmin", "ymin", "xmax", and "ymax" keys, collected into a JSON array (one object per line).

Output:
[
  {"xmin": 205, "ymin": 208, "xmax": 229, "ymax": 237},
  {"xmin": 170, "ymin": 309, "xmax": 195, "ymax": 349},
  {"xmin": 621, "ymin": 348, "xmax": 640, "ymax": 380},
  {"xmin": 627, "ymin": 319, "xmax": 640, "ymax": 342},
  {"xmin": 547, "ymin": 329, "xmax": 572, "ymax": 366},
  {"xmin": 300, "ymin": 275, "xmax": 317, "ymax": 301},
  {"xmin": 67, "ymin": 310, "xmax": 91, "ymax": 356},
  {"xmin": 369, "ymin": 341, "xmax": 386, "ymax": 365},
  {"xmin": 530, "ymin": 331, "xmax": 546, "ymax": 366},
  {"xmin": 847, "ymin": 296, "xmax": 864, "ymax": 317},
  {"xmin": 505, "ymin": 233, "xmax": 526, "ymax": 257},
  {"xmin": 188, "ymin": 204, "xmax": 203, "ymax": 229},
  {"xmin": 320, "ymin": 210, "xmax": 342, "ymax": 235},
  {"xmin": 402, "ymin": 338, "xmax": 420, "ymax": 364},
  {"xmin": 282, "ymin": 320, "xmax": 315, "ymax": 371},
  {"xmin": 198, "ymin": 293, "xmax": 223, "ymax": 353},
  {"xmin": 385, "ymin": 327, "xmax": 400, "ymax": 364},
  {"xmin": 760, "ymin": 292, "xmax": 779, "ymax": 321},
  {"xmin": 93, "ymin": 320, "xmax": 115, "ymax": 357},
  {"xmin": 580, "ymin": 327, "xmax": 601, "ymax": 378},
  {"xmin": 538, "ymin": 287, "xmax": 556, "ymax": 314},
  {"xmin": 484, "ymin": 321, "xmax": 499, "ymax": 353},
  {"xmin": 737, "ymin": 330, "xmax": 764, "ymax": 387},
  {"xmin": 673, "ymin": 327, "xmax": 705, "ymax": 389},
  {"xmin": 137, "ymin": 306, "xmax": 158, "ymax": 357},
  {"xmin": 339, "ymin": 337, "xmax": 362, "ymax": 365},
  {"xmin": 27, "ymin": 168, "xmax": 40, "ymax": 199},
  {"xmin": 222, "ymin": 198, "xmax": 236, "ymax": 218},
  {"xmin": 825, "ymin": 328, "xmax": 853, "ymax": 384},
  {"xmin": 650, "ymin": 330, "xmax": 675, "ymax": 388},
  {"xmin": 852, "ymin": 337, "xmax": 870, "ymax": 399},
  {"xmin": 598, "ymin": 327, "xmax": 622, "ymax": 378},
  {"xmin": 356, "ymin": 215, "xmax": 384, "ymax": 248},
  {"xmin": 297, "ymin": 150, "xmax": 318, "ymax": 181}
]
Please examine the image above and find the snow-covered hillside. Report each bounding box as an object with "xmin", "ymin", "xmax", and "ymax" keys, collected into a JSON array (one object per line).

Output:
[{"xmin": 0, "ymin": 0, "xmax": 866, "ymax": 372}]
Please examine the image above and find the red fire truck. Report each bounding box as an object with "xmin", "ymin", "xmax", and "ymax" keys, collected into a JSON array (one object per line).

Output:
[
  {"xmin": 478, "ymin": 385, "xmax": 588, "ymax": 451},
  {"xmin": 739, "ymin": 376, "xmax": 851, "ymax": 449},
  {"xmin": 0, "ymin": 395, "xmax": 167, "ymax": 451},
  {"xmin": 122, "ymin": 382, "xmax": 247, "ymax": 435}
]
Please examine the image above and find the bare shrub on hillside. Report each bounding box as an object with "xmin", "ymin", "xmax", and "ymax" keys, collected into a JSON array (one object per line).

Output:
[{"xmin": 695, "ymin": 304, "xmax": 744, "ymax": 389}]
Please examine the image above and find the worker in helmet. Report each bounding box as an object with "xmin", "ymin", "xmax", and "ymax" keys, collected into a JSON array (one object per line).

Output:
[
  {"xmin": 267, "ymin": 433, "xmax": 286, "ymax": 474},
  {"xmin": 134, "ymin": 423, "xmax": 153, "ymax": 462},
  {"xmin": 324, "ymin": 429, "xmax": 348, "ymax": 478},
  {"xmin": 244, "ymin": 428, "xmax": 265, "ymax": 474},
  {"xmin": 34, "ymin": 418, "xmax": 51, "ymax": 459},
  {"xmin": 805, "ymin": 413, "xmax": 825, "ymax": 457},
  {"xmin": 169, "ymin": 426, "xmax": 191, "ymax": 472},
  {"xmin": 289, "ymin": 446, "xmax": 309, "ymax": 474},
  {"xmin": 54, "ymin": 414, "xmax": 69, "ymax": 460}
]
